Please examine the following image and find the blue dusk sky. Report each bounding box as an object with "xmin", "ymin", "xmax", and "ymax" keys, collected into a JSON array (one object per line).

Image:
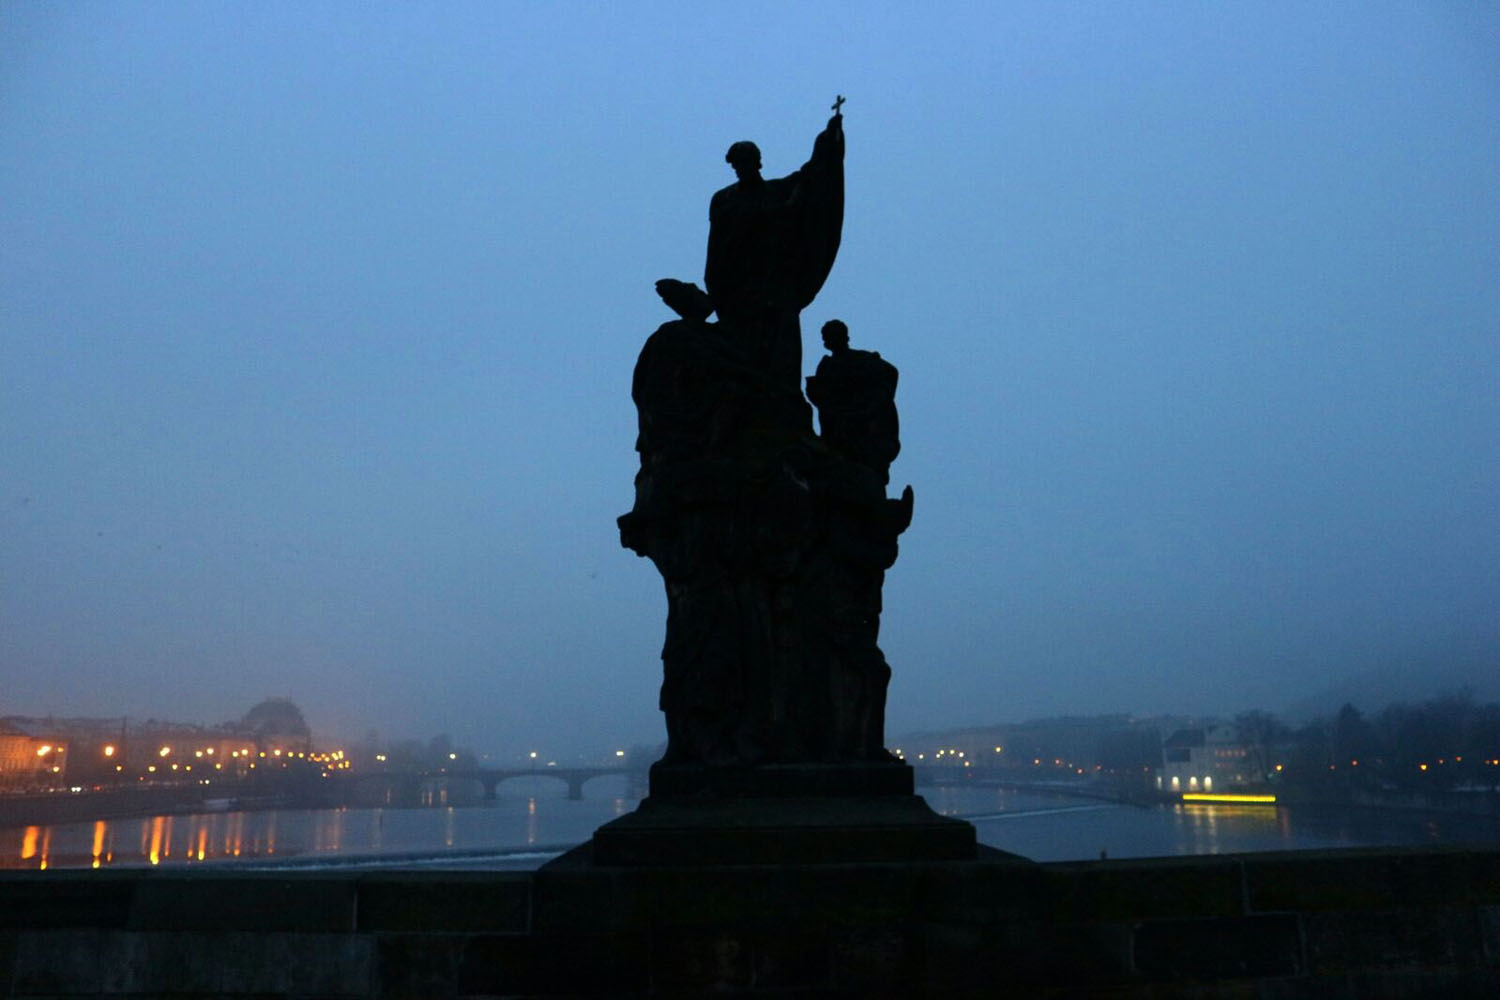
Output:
[{"xmin": 2, "ymin": 3, "xmax": 1496, "ymax": 758}]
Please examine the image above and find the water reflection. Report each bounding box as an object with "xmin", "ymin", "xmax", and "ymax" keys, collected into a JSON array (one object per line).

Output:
[
  {"xmin": 0, "ymin": 793, "xmax": 631, "ymax": 869},
  {"xmin": 148, "ymin": 816, "xmax": 165, "ymax": 865},
  {"xmin": 926, "ymin": 786, "xmax": 1497, "ymax": 861},
  {"xmin": 91, "ymin": 820, "xmax": 108, "ymax": 869},
  {"xmin": 2, "ymin": 789, "xmax": 1493, "ymax": 870},
  {"xmin": 1171, "ymin": 802, "xmax": 1282, "ymax": 855}
]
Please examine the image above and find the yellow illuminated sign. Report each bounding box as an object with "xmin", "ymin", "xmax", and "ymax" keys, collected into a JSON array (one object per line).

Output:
[{"xmin": 1181, "ymin": 792, "xmax": 1277, "ymax": 804}]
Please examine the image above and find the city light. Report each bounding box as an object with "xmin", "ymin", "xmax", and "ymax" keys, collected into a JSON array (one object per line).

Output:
[
  {"xmin": 1182, "ymin": 793, "xmax": 1277, "ymax": 804},
  {"xmin": 36, "ymin": 745, "xmax": 51, "ymax": 757},
  {"xmin": 615, "ymin": 750, "xmax": 625, "ymax": 757},
  {"xmin": 103, "ymin": 745, "xmax": 116, "ymax": 757},
  {"xmin": 159, "ymin": 746, "xmax": 171, "ymax": 757}
]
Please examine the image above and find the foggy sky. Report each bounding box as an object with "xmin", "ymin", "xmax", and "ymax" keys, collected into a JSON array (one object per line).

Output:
[{"xmin": 3, "ymin": 3, "xmax": 1496, "ymax": 759}]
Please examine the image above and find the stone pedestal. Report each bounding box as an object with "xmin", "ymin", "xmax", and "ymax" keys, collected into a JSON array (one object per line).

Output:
[{"xmin": 583, "ymin": 762, "xmax": 977, "ymax": 867}]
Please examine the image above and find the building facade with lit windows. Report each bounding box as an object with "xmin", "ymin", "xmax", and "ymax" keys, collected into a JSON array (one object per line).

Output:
[
  {"xmin": 0, "ymin": 721, "xmax": 68, "ymax": 790},
  {"xmin": 1156, "ymin": 725, "xmax": 1256, "ymax": 794},
  {"xmin": 1, "ymin": 714, "xmax": 353, "ymax": 794}
]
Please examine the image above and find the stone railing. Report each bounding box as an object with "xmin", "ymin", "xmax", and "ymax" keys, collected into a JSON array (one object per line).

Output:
[{"xmin": 2, "ymin": 844, "xmax": 1497, "ymax": 996}]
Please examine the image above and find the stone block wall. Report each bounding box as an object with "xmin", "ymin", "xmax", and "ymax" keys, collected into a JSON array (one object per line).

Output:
[{"xmin": 2, "ymin": 846, "xmax": 1498, "ymax": 996}]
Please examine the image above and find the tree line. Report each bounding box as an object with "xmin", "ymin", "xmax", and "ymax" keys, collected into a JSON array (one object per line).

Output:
[{"xmin": 1239, "ymin": 691, "xmax": 1500, "ymax": 792}]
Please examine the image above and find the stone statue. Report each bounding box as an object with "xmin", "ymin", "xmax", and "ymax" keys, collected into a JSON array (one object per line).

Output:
[
  {"xmin": 705, "ymin": 104, "xmax": 844, "ymax": 392},
  {"xmin": 620, "ymin": 100, "xmax": 911, "ymax": 774},
  {"xmin": 806, "ymin": 319, "xmax": 901, "ymax": 484}
]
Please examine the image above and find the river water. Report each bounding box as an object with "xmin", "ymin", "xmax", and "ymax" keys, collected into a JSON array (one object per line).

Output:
[{"xmin": 4, "ymin": 781, "xmax": 1497, "ymax": 871}]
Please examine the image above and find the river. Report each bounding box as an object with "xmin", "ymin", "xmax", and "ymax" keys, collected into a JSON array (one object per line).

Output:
[{"xmin": 4, "ymin": 781, "xmax": 1497, "ymax": 871}]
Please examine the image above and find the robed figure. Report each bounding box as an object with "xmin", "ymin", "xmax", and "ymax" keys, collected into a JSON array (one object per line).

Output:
[
  {"xmin": 705, "ymin": 110, "xmax": 844, "ymax": 390},
  {"xmin": 806, "ymin": 319, "xmax": 900, "ymax": 483}
]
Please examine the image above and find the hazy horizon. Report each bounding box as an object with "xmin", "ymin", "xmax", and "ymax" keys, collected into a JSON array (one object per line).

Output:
[{"xmin": 4, "ymin": 4, "xmax": 1496, "ymax": 759}]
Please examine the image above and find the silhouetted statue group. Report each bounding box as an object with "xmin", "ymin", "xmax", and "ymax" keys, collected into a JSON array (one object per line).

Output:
[{"xmin": 620, "ymin": 100, "xmax": 912, "ymax": 768}]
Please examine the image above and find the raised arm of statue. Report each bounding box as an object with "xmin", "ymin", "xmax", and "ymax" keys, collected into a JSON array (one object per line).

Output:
[
  {"xmin": 790, "ymin": 114, "xmax": 845, "ymax": 311},
  {"xmin": 702, "ymin": 105, "xmax": 845, "ymax": 363}
]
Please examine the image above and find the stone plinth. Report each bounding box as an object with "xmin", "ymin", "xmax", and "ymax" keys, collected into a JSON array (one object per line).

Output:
[
  {"xmin": 648, "ymin": 760, "xmax": 915, "ymax": 798},
  {"xmin": 584, "ymin": 761, "xmax": 978, "ymax": 867}
]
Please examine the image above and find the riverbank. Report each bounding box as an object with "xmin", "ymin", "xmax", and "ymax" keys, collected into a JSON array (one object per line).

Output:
[{"xmin": 0, "ymin": 788, "xmax": 221, "ymax": 830}]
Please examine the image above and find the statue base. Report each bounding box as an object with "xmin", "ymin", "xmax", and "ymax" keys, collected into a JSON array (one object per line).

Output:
[
  {"xmin": 647, "ymin": 760, "xmax": 914, "ymax": 798},
  {"xmin": 584, "ymin": 762, "xmax": 976, "ymax": 867}
]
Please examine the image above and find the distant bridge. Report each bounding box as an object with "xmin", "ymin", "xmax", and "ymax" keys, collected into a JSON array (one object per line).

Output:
[
  {"xmin": 353, "ymin": 766, "xmax": 634, "ymax": 801},
  {"xmin": 353, "ymin": 763, "xmax": 1134, "ymax": 804}
]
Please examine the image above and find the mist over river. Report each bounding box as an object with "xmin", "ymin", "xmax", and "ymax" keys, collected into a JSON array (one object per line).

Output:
[{"xmin": 5, "ymin": 781, "xmax": 1496, "ymax": 871}]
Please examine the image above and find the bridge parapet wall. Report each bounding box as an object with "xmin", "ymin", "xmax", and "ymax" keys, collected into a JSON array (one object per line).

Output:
[{"xmin": 1, "ymin": 845, "xmax": 1497, "ymax": 996}]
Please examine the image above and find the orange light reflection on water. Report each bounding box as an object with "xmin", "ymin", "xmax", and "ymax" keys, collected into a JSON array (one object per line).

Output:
[
  {"xmin": 314, "ymin": 810, "xmax": 345, "ymax": 853},
  {"xmin": 20, "ymin": 826, "xmax": 39, "ymax": 861},
  {"xmin": 1172, "ymin": 801, "xmax": 1284, "ymax": 854},
  {"xmin": 148, "ymin": 816, "xmax": 165, "ymax": 865},
  {"xmin": 91, "ymin": 821, "xmax": 106, "ymax": 869},
  {"xmin": 226, "ymin": 811, "xmax": 245, "ymax": 858}
]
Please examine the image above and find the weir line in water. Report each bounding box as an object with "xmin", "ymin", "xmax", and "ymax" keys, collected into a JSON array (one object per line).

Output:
[{"xmin": 958, "ymin": 803, "xmax": 1119, "ymax": 822}]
